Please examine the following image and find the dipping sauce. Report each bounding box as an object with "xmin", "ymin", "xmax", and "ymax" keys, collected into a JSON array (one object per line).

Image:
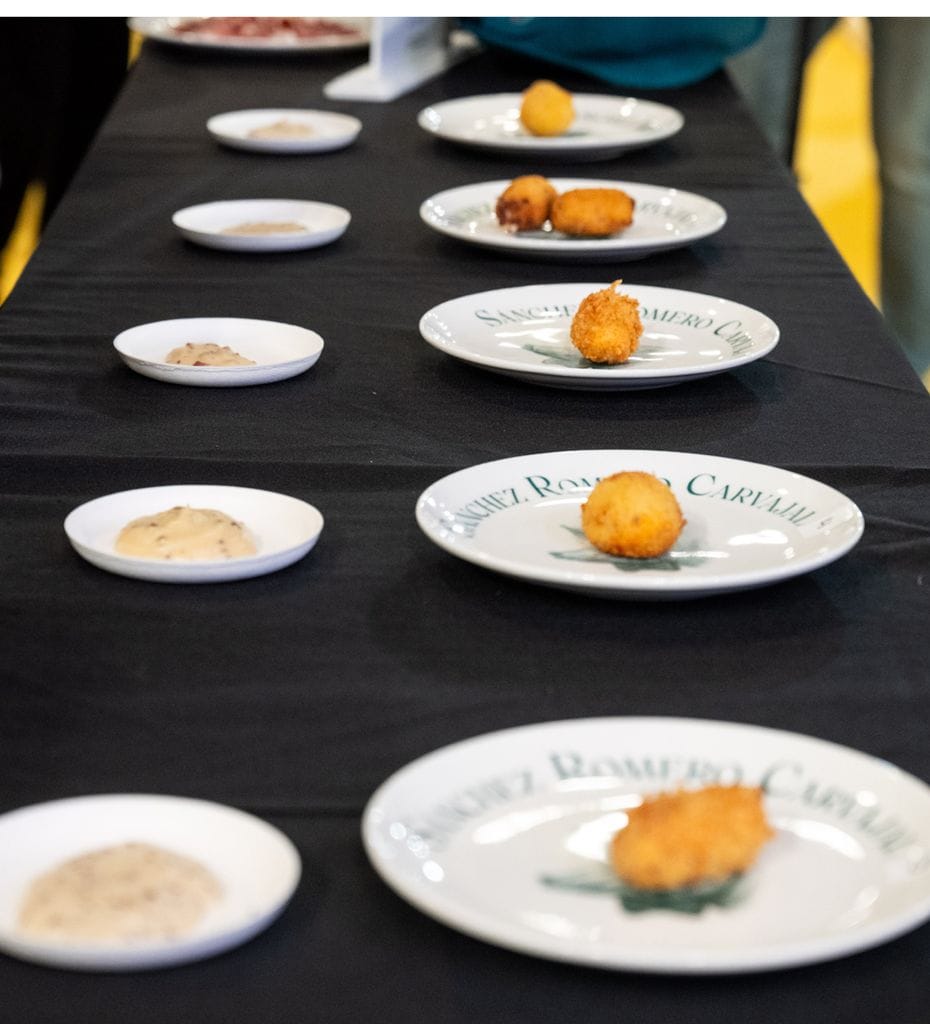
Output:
[
  {"xmin": 18, "ymin": 842, "xmax": 222, "ymax": 943},
  {"xmin": 247, "ymin": 119, "xmax": 314, "ymax": 140},
  {"xmin": 115, "ymin": 506, "xmax": 257, "ymax": 561},
  {"xmin": 165, "ymin": 342, "xmax": 255, "ymax": 367},
  {"xmin": 221, "ymin": 221, "xmax": 307, "ymax": 236}
]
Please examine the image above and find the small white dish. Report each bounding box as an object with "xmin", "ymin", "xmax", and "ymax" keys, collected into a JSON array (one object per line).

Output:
[
  {"xmin": 419, "ymin": 283, "xmax": 778, "ymax": 389},
  {"xmin": 172, "ymin": 199, "xmax": 350, "ymax": 252},
  {"xmin": 0, "ymin": 793, "xmax": 300, "ymax": 971},
  {"xmin": 415, "ymin": 450, "xmax": 863, "ymax": 599},
  {"xmin": 130, "ymin": 17, "xmax": 370, "ymax": 52},
  {"xmin": 418, "ymin": 93, "xmax": 684, "ymax": 160},
  {"xmin": 207, "ymin": 109, "xmax": 362, "ymax": 154},
  {"xmin": 420, "ymin": 179, "xmax": 725, "ymax": 261},
  {"xmin": 363, "ymin": 716, "xmax": 930, "ymax": 974},
  {"xmin": 114, "ymin": 317, "xmax": 324, "ymax": 388},
  {"xmin": 65, "ymin": 484, "xmax": 324, "ymax": 584}
]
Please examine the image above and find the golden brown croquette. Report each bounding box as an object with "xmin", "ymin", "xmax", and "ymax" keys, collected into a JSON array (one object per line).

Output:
[{"xmin": 581, "ymin": 471, "xmax": 684, "ymax": 558}]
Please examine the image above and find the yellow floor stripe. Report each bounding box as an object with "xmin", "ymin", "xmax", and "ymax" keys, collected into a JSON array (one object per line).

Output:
[
  {"xmin": 794, "ymin": 17, "xmax": 880, "ymax": 305},
  {"xmin": 0, "ymin": 181, "xmax": 44, "ymax": 304}
]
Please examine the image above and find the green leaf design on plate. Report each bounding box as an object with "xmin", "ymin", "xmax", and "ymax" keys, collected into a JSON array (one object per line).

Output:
[
  {"xmin": 522, "ymin": 344, "xmax": 600, "ymax": 369},
  {"xmin": 540, "ymin": 869, "xmax": 747, "ymax": 915},
  {"xmin": 549, "ymin": 526, "xmax": 707, "ymax": 572}
]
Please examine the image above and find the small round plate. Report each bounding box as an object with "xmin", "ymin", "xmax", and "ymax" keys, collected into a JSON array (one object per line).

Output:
[
  {"xmin": 207, "ymin": 109, "xmax": 362, "ymax": 154},
  {"xmin": 114, "ymin": 317, "xmax": 324, "ymax": 388},
  {"xmin": 363, "ymin": 716, "xmax": 930, "ymax": 974},
  {"xmin": 130, "ymin": 17, "xmax": 370, "ymax": 52},
  {"xmin": 415, "ymin": 450, "xmax": 863, "ymax": 599},
  {"xmin": 0, "ymin": 793, "xmax": 300, "ymax": 971},
  {"xmin": 420, "ymin": 179, "xmax": 725, "ymax": 261},
  {"xmin": 172, "ymin": 199, "xmax": 350, "ymax": 252},
  {"xmin": 65, "ymin": 485, "xmax": 324, "ymax": 584},
  {"xmin": 417, "ymin": 93, "xmax": 683, "ymax": 160},
  {"xmin": 419, "ymin": 283, "xmax": 778, "ymax": 389}
]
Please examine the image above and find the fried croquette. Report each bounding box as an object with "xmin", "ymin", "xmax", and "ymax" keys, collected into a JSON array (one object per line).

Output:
[
  {"xmin": 495, "ymin": 175, "xmax": 557, "ymax": 232},
  {"xmin": 581, "ymin": 471, "xmax": 684, "ymax": 558},
  {"xmin": 609, "ymin": 785, "xmax": 774, "ymax": 891},
  {"xmin": 550, "ymin": 188, "xmax": 634, "ymax": 237},
  {"xmin": 570, "ymin": 280, "xmax": 643, "ymax": 364},
  {"xmin": 520, "ymin": 79, "xmax": 574, "ymax": 137}
]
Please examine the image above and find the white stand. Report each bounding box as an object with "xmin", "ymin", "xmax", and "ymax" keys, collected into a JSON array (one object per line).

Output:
[{"xmin": 324, "ymin": 18, "xmax": 475, "ymax": 102}]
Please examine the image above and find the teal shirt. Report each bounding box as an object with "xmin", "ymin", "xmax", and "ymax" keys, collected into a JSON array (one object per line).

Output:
[{"xmin": 463, "ymin": 17, "xmax": 766, "ymax": 89}]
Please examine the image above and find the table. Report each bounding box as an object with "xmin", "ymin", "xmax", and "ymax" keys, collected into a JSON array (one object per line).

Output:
[{"xmin": 1, "ymin": 36, "xmax": 928, "ymax": 1024}]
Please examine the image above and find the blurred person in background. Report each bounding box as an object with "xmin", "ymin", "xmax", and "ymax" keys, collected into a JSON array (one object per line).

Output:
[
  {"xmin": 732, "ymin": 16, "xmax": 930, "ymax": 382},
  {"xmin": 870, "ymin": 18, "xmax": 930, "ymax": 382},
  {"xmin": 470, "ymin": 17, "xmax": 930, "ymax": 384}
]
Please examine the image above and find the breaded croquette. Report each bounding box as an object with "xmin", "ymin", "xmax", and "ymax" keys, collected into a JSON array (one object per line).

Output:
[
  {"xmin": 610, "ymin": 785, "xmax": 774, "ymax": 891},
  {"xmin": 570, "ymin": 280, "xmax": 643, "ymax": 364},
  {"xmin": 495, "ymin": 175, "xmax": 557, "ymax": 232},
  {"xmin": 581, "ymin": 471, "xmax": 684, "ymax": 558},
  {"xmin": 520, "ymin": 79, "xmax": 574, "ymax": 137},
  {"xmin": 550, "ymin": 188, "xmax": 634, "ymax": 237}
]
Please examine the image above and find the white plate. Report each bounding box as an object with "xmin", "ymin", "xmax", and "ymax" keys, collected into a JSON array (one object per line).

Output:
[
  {"xmin": 65, "ymin": 485, "xmax": 324, "ymax": 584},
  {"xmin": 363, "ymin": 716, "xmax": 930, "ymax": 974},
  {"xmin": 130, "ymin": 17, "xmax": 370, "ymax": 52},
  {"xmin": 420, "ymin": 179, "xmax": 725, "ymax": 261},
  {"xmin": 419, "ymin": 284, "xmax": 778, "ymax": 390},
  {"xmin": 207, "ymin": 109, "xmax": 362, "ymax": 154},
  {"xmin": 113, "ymin": 317, "xmax": 323, "ymax": 387},
  {"xmin": 114, "ymin": 317, "xmax": 324, "ymax": 388},
  {"xmin": 172, "ymin": 199, "xmax": 350, "ymax": 253},
  {"xmin": 0, "ymin": 794, "xmax": 300, "ymax": 971},
  {"xmin": 418, "ymin": 93, "xmax": 683, "ymax": 160},
  {"xmin": 415, "ymin": 450, "xmax": 863, "ymax": 599}
]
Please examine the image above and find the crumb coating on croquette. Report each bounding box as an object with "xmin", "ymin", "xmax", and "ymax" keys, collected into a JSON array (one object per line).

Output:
[
  {"xmin": 610, "ymin": 785, "xmax": 774, "ymax": 891},
  {"xmin": 550, "ymin": 188, "xmax": 634, "ymax": 237},
  {"xmin": 520, "ymin": 79, "xmax": 574, "ymax": 137},
  {"xmin": 570, "ymin": 281, "xmax": 643, "ymax": 363},
  {"xmin": 495, "ymin": 175, "xmax": 557, "ymax": 232},
  {"xmin": 581, "ymin": 471, "xmax": 684, "ymax": 558}
]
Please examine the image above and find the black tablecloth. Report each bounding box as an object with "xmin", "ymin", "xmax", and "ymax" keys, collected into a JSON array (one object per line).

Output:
[{"xmin": 1, "ymin": 37, "xmax": 929, "ymax": 1024}]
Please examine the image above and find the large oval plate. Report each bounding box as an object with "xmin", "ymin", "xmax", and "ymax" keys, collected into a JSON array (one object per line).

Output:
[
  {"xmin": 420, "ymin": 179, "xmax": 725, "ymax": 261},
  {"xmin": 418, "ymin": 93, "xmax": 683, "ymax": 160},
  {"xmin": 415, "ymin": 451, "xmax": 863, "ymax": 599},
  {"xmin": 131, "ymin": 17, "xmax": 370, "ymax": 52},
  {"xmin": 65, "ymin": 484, "xmax": 324, "ymax": 584},
  {"xmin": 363, "ymin": 717, "xmax": 930, "ymax": 974},
  {"xmin": 0, "ymin": 794, "xmax": 300, "ymax": 971},
  {"xmin": 419, "ymin": 284, "xmax": 778, "ymax": 389}
]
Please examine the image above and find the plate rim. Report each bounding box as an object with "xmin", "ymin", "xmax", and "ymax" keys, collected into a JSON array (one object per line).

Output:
[
  {"xmin": 417, "ymin": 92, "xmax": 684, "ymax": 152},
  {"xmin": 418, "ymin": 283, "xmax": 780, "ymax": 383},
  {"xmin": 362, "ymin": 714, "xmax": 930, "ymax": 974},
  {"xmin": 414, "ymin": 449, "xmax": 864, "ymax": 595}
]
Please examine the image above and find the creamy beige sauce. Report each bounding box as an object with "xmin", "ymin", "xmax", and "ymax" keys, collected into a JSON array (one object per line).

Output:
[
  {"xmin": 165, "ymin": 342, "xmax": 255, "ymax": 367},
  {"xmin": 18, "ymin": 842, "xmax": 222, "ymax": 943},
  {"xmin": 248, "ymin": 119, "xmax": 314, "ymax": 140},
  {"xmin": 222, "ymin": 221, "xmax": 307, "ymax": 236},
  {"xmin": 115, "ymin": 506, "xmax": 257, "ymax": 561}
]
